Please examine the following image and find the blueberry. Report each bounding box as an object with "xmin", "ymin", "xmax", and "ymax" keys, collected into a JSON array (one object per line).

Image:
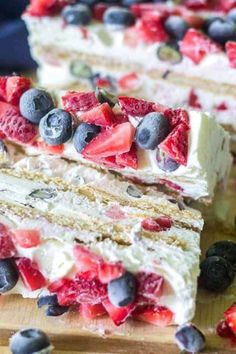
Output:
[
  {"xmin": 78, "ymin": 0, "xmax": 98, "ymax": 7},
  {"xmin": 37, "ymin": 295, "xmax": 58, "ymax": 308},
  {"xmin": 62, "ymin": 4, "xmax": 92, "ymax": 26},
  {"xmin": 206, "ymin": 241, "xmax": 236, "ymax": 265},
  {"xmin": 156, "ymin": 148, "xmax": 180, "ymax": 172},
  {"xmin": 227, "ymin": 8, "xmax": 236, "ymax": 24},
  {"xmin": 122, "ymin": 0, "xmax": 143, "ymax": 7},
  {"xmin": 208, "ymin": 18, "xmax": 236, "ymax": 45},
  {"xmin": 135, "ymin": 112, "xmax": 170, "ymax": 150},
  {"xmin": 46, "ymin": 305, "xmax": 69, "ymax": 316},
  {"xmin": 202, "ymin": 16, "xmax": 222, "ymax": 33},
  {"xmin": 0, "ymin": 259, "xmax": 18, "ymax": 293},
  {"xmin": 164, "ymin": 16, "xmax": 189, "ymax": 40},
  {"xmin": 175, "ymin": 324, "xmax": 206, "ymax": 353},
  {"xmin": 10, "ymin": 328, "xmax": 51, "ymax": 354},
  {"xmin": 199, "ymin": 256, "xmax": 234, "ymax": 292},
  {"xmin": 19, "ymin": 88, "xmax": 55, "ymax": 125},
  {"xmin": 95, "ymin": 87, "xmax": 117, "ymax": 107},
  {"xmin": 73, "ymin": 123, "xmax": 100, "ymax": 153},
  {"xmin": 157, "ymin": 42, "xmax": 182, "ymax": 64},
  {"xmin": 107, "ymin": 271, "xmax": 136, "ymax": 307},
  {"xmin": 103, "ymin": 7, "xmax": 135, "ymax": 29},
  {"xmin": 39, "ymin": 108, "xmax": 73, "ymax": 146},
  {"xmin": 37, "ymin": 294, "xmax": 69, "ymax": 317}
]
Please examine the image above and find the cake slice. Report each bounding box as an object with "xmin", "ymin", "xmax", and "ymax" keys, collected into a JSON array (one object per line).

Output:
[
  {"xmin": 0, "ymin": 75, "xmax": 232, "ymax": 201},
  {"xmin": 0, "ymin": 149, "xmax": 203, "ymax": 326}
]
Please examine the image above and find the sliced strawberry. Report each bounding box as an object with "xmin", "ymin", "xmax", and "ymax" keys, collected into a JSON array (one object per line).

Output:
[
  {"xmin": 48, "ymin": 277, "xmax": 70, "ymax": 293},
  {"xmin": 55, "ymin": 279, "xmax": 78, "ymax": 306},
  {"xmin": 180, "ymin": 29, "xmax": 221, "ymax": 64},
  {"xmin": 16, "ymin": 257, "xmax": 46, "ymax": 291},
  {"xmin": 96, "ymin": 78, "xmax": 112, "ymax": 89},
  {"xmin": 80, "ymin": 103, "xmax": 116, "ymax": 127},
  {"xmin": 184, "ymin": 0, "xmax": 209, "ymax": 10},
  {"xmin": 98, "ymin": 261, "xmax": 125, "ymax": 284},
  {"xmin": 226, "ymin": 41, "xmax": 236, "ymax": 69},
  {"xmin": 137, "ymin": 272, "xmax": 164, "ymax": 303},
  {"xmin": 102, "ymin": 298, "xmax": 136, "ymax": 326},
  {"xmin": 73, "ymin": 245, "xmax": 102, "ymax": 277},
  {"xmin": 224, "ymin": 303, "xmax": 236, "ymax": 334},
  {"xmin": 13, "ymin": 229, "xmax": 41, "ymax": 248},
  {"xmin": 0, "ymin": 223, "xmax": 16, "ymax": 259},
  {"xmin": 141, "ymin": 216, "xmax": 172, "ymax": 232},
  {"xmin": 118, "ymin": 96, "xmax": 155, "ymax": 117},
  {"xmin": 82, "ymin": 122, "xmax": 135, "ymax": 159},
  {"xmin": 133, "ymin": 305, "xmax": 173, "ymax": 326},
  {"xmin": 105, "ymin": 205, "xmax": 126, "ymax": 220},
  {"xmin": 138, "ymin": 13, "xmax": 169, "ymax": 44},
  {"xmin": 88, "ymin": 155, "xmax": 122, "ymax": 169},
  {"xmin": 164, "ymin": 108, "xmax": 189, "ymax": 128},
  {"xmin": 216, "ymin": 102, "xmax": 228, "ymax": 111},
  {"xmin": 0, "ymin": 102, "xmax": 37, "ymax": 144},
  {"xmin": 80, "ymin": 303, "xmax": 107, "ymax": 320},
  {"xmin": 6, "ymin": 76, "xmax": 31, "ymax": 105},
  {"xmin": 118, "ymin": 73, "xmax": 140, "ymax": 91},
  {"xmin": 216, "ymin": 320, "xmax": 235, "ymax": 338},
  {"xmin": 26, "ymin": 0, "xmax": 72, "ymax": 16},
  {"xmin": 116, "ymin": 143, "xmax": 138, "ymax": 169},
  {"xmin": 93, "ymin": 3, "xmax": 110, "ymax": 21},
  {"xmin": 219, "ymin": 0, "xmax": 236, "ymax": 11},
  {"xmin": 188, "ymin": 89, "xmax": 202, "ymax": 109},
  {"xmin": 62, "ymin": 91, "xmax": 99, "ymax": 113},
  {"xmin": 0, "ymin": 77, "xmax": 7, "ymax": 101},
  {"xmin": 36, "ymin": 140, "xmax": 65, "ymax": 154}
]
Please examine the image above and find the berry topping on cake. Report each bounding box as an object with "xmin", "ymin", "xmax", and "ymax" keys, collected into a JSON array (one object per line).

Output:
[
  {"xmin": 188, "ymin": 89, "xmax": 202, "ymax": 109},
  {"xmin": 134, "ymin": 305, "xmax": 173, "ymax": 326},
  {"xmin": 1, "ymin": 76, "xmax": 32, "ymax": 105},
  {"xmin": 135, "ymin": 112, "xmax": 170, "ymax": 150},
  {"xmin": 199, "ymin": 256, "xmax": 234, "ymax": 292},
  {"xmin": 79, "ymin": 103, "xmax": 116, "ymax": 127},
  {"xmin": 16, "ymin": 258, "xmax": 46, "ymax": 291},
  {"xmin": 137, "ymin": 272, "xmax": 164, "ymax": 302},
  {"xmin": 0, "ymin": 102, "xmax": 37, "ymax": 144},
  {"xmin": 13, "ymin": 229, "xmax": 41, "ymax": 248},
  {"xmin": 103, "ymin": 7, "xmax": 136, "ymax": 29},
  {"xmin": 82, "ymin": 122, "xmax": 135, "ymax": 158},
  {"xmin": 157, "ymin": 42, "xmax": 183, "ymax": 64},
  {"xmin": 224, "ymin": 303, "xmax": 236, "ymax": 335},
  {"xmin": 62, "ymin": 91, "xmax": 99, "ymax": 112},
  {"xmin": 226, "ymin": 41, "xmax": 236, "ymax": 68},
  {"xmin": 180, "ymin": 28, "xmax": 221, "ymax": 64},
  {"xmin": 80, "ymin": 303, "xmax": 107, "ymax": 320},
  {"xmin": 10, "ymin": 328, "xmax": 51, "ymax": 354},
  {"xmin": 206, "ymin": 241, "xmax": 236, "ymax": 265},
  {"xmin": 116, "ymin": 143, "xmax": 138, "ymax": 169},
  {"xmin": 27, "ymin": 0, "xmax": 73, "ymax": 16},
  {"xmin": 138, "ymin": 13, "xmax": 169, "ymax": 44},
  {"xmin": 74, "ymin": 245, "xmax": 102, "ymax": 277},
  {"xmin": 141, "ymin": 216, "xmax": 172, "ymax": 232},
  {"xmin": 95, "ymin": 88, "xmax": 117, "ymax": 108},
  {"xmin": 0, "ymin": 259, "xmax": 19, "ymax": 293},
  {"xmin": 98, "ymin": 262, "xmax": 125, "ymax": 284},
  {"xmin": 93, "ymin": 3, "xmax": 110, "ymax": 21},
  {"xmin": 107, "ymin": 271, "xmax": 137, "ymax": 307},
  {"xmin": 39, "ymin": 108, "xmax": 73, "ymax": 145},
  {"xmin": 156, "ymin": 148, "xmax": 180, "ymax": 172},
  {"xmin": 175, "ymin": 324, "xmax": 206, "ymax": 352},
  {"xmin": 0, "ymin": 224, "xmax": 16, "ymax": 259},
  {"xmin": 217, "ymin": 319, "xmax": 234, "ymax": 338},
  {"xmin": 73, "ymin": 123, "xmax": 101, "ymax": 153},
  {"xmin": 62, "ymin": 4, "xmax": 92, "ymax": 25},
  {"xmin": 207, "ymin": 19, "xmax": 236, "ymax": 45},
  {"xmin": 103, "ymin": 298, "xmax": 135, "ymax": 326},
  {"xmin": 164, "ymin": 16, "xmax": 189, "ymax": 40},
  {"xmin": 118, "ymin": 72, "xmax": 140, "ymax": 91},
  {"xmin": 118, "ymin": 96, "xmax": 156, "ymax": 116}
]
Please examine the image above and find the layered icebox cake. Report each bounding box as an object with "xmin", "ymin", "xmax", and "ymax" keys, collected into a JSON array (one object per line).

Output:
[
  {"xmin": 23, "ymin": 0, "xmax": 236, "ymax": 150},
  {"xmin": 0, "ymin": 76, "xmax": 232, "ymax": 201}
]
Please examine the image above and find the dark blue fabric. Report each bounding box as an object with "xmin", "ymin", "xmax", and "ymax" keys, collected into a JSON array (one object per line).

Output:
[{"xmin": 0, "ymin": 1, "xmax": 37, "ymax": 72}]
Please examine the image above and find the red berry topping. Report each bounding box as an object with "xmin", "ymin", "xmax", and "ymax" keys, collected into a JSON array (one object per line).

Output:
[
  {"xmin": 164, "ymin": 107, "xmax": 189, "ymax": 128},
  {"xmin": 82, "ymin": 122, "xmax": 135, "ymax": 159},
  {"xmin": 184, "ymin": 0, "xmax": 209, "ymax": 10},
  {"xmin": 224, "ymin": 303, "xmax": 236, "ymax": 334},
  {"xmin": 93, "ymin": 3, "xmax": 110, "ymax": 21},
  {"xmin": 219, "ymin": 0, "xmax": 236, "ymax": 11},
  {"xmin": 36, "ymin": 140, "xmax": 65, "ymax": 154},
  {"xmin": 116, "ymin": 143, "xmax": 138, "ymax": 169},
  {"xmin": 226, "ymin": 41, "xmax": 236, "ymax": 69},
  {"xmin": 102, "ymin": 298, "xmax": 136, "ymax": 326},
  {"xmin": 5, "ymin": 76, "xmax": 31, "ymax": 105},
  {"xmin": 118, "ymin": 73, "xmax": 140, "ymax": 91},
  {"xmin": 80, "ymin": 303, "xmax": 107, "ymax": 320},
  {"xmin": 74, "ymin": 245, "xmax": 102, "ymax": 277},
  {"xmin": 13, "ymin": 229, "xmax": 41, "ymax": 248},
  {"xmin": 62, "ymin": 91, "xmax": 99, "ymax": 113},
  {"xmin": 16, "ymin": 257, "xmax": 46, "ymax": 291},
  {"xmin": 0, "ymin": 224, "xmax": 16, "ymax": 259},
  {"xmin": 118, "ymin": 96, "xmax": 155, "ymax": 116},
  {"xmin": 188, "ymin": 89, "xmax": 202, "ymax": 109},
  {"xmin": 180, "ymin": 29, "xmax": 221, "ymax": 64},
  {"xmin": 26, "ymin": 0, "xmax": 73, "ymax": 17},
  {"xmin": 133, "ymin": 305, "xmax": 173, "ymax": 326},
  {"xmin": 80, "ymin": 103, "xmax": 116, "ymax": 127},
  {"xmin": 216, "ymin": 320, "xmax": 234, "ymax": 338},
  {"xmin": 137, "ymin": 272, "xmax": 164, "ymax": 303},
  {"xmin": 0, "ymin": 102, "xmax": 37, "ymax": 144},
  {"xmin": 216, "ymin": 102, "xmax": 228, "ymax": 111},
  {"xmin": 98, "ymin": 262, "xmax": 125, "ymax": 284},
  {"xmin": 141, "ymin": 216, "xmax": 172, "ymax": 232},
  {"xmin": 0, "ymin": 77, "xmax": 7, "ymax": 101},
  {"xmin": 105, "ymin": 205, "xmax": 126, "ymax": 220},
  {"xmin": 138, "ymin": 13, "xmax": 169, "ymax": 44}
]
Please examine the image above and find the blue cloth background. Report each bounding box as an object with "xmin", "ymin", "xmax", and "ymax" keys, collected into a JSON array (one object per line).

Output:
[{"xmin": 0, "ymin": 0, "xmax": 37, "ymax": 73}]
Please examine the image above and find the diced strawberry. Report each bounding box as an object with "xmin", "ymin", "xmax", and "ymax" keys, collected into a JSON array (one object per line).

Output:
[
  {"xmin": 219, "ymin": 0, "xmax": 236, "ymax": 11},
  {"xmin": 226, "ymin": 41, "xmax": 236, "ymax": 69},
  {"xmin": 224, "ymin": 303, "xmax": 236, "ymax": 334},
  {"xmin": 216, "ymin": 102, "xmax": 228, "ymax": 111},
  {"xmin": 13, "ymin": 229, "xmax": 41, "ymax": 248},
  {"xmin": 102, "ymin": 298, "xmax": 136, "ymax": 326},
  {"xmin": 118, "ymin": 96, "xmax": 155, "ymax": 117},
  {"xmin": 0, "ymin": 102, "xmax": 37, "ymax": 144},
  {"xmin": 133, "ymin": 305, "xmax": 173, "ymax": 326},
  {"xmin": 0, "ymin": 223, "xmax": 16, "ymax": 259},
  {"xmin": 0, "ymin": 77, "xmax": 7, "ymax": 101},
  {"xmin": 48, "ymin": 278, "xmax": 70, "ymax": 293},
  {"xmin": 93, "ymin": 3, "xmax": 110, "ymax": 21},
  {"xmin": 80, "ymin": 103, "xmax": 116, "ymax": 127},
  {"xmin": 80, "ymin": 303, "xmax": 107, "ymax": 320},
  {"xmin": 136, "ymin": 272, "xmax": 164, "ymax": 303},
  {"xmin": 26, "ymin": 0, "xmax": 73, "ymax": 17},
  {"xmin": 55, "ymin": 279, "xmax": 78, "ymax": 306},
  {"xmin": 36, "ymin": 140, "xmax": 65, "ymax": 154},
  {"xmin": 164, "ymin": 108, "xmax": 189, "ymax": 128},
  {"xmin": 180, "ymin": 29, "xmax": 221, "ymax": 64},
  {"xmin": 114, "ymin": 113, "xmax": 129, "ymax": 125},
  {"xmin": 138, "ymin": 13, "xmax": 169, "ymax": 44},
  {"xmin": 96, "ymin": 78, "xmax": 112, "ymax": 89},
  {"xmin": 217, "ymin": 320, "xmax": 235, "ymax": 338},
  {"xmin": 118, "ymin": 73, "xmax": 140, "ymax": 91},
  {"xmin": 105, "ymin": 205, "xmax": 126, "ymax": 220},
  {"xmin": 5, "ymin": 76, "xmax": 31, "ymax": 105},
  {"xmin": 141, "ymin": 216, "xmax": 172, "ymax": 232},
  {"xmin": 98, "ymin": 261, "xmax": 125, "ymax": 284},
  {"xmin": 116, "ymin": 143, "xmax": 138, "ymax": 169},
  {"xmin": 16, "ymin": 257, "xmax": 46, "ymax": 291},
  {"xmin": 184, "ymin": 0, "xmax": 210, "ymax": 10},
  {"xmin": 62, "ymin": 91, "xmax": 99, "ymax": 113},
  {"xmin": 73, "ymin": 245, "xmax": 102, "ymax": 277},
  {"xmin": 188, "ymin": 89, "xmax": 202, "ymax": 109},
  {"xmin": 160, "ymin": 122, "xmax": 189, "ymax": 166},
  {"xmin": 159, "ymin": 179, "xmax": 183, "ymax": 192},
  {"xmin": 82, "ymin": 122, "xmax": 135, "ymax": 159}
]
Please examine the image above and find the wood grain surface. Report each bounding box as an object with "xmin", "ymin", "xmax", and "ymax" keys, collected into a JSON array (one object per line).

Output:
[{"xmin": 0, "ymin": 167, "xmax": 235, "ymax": 354}]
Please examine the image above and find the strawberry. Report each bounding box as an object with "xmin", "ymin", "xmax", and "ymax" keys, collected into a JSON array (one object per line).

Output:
[
  {"xmin": 180, "ymin": 29, "xmax": 221, "ymax": 64},
  {"xmin": 55, "ymin": 279, "xmax": 78, "ymax": 306},
  {"xmin": 13, "ymin": 229, "xmax": 41, "ymax": 248},
  {"xmin": 115, "ymin": 143, "xmax": 138, "ymax": 169},
  {"xmin": 216, "ymin": 320, "xmax": 234, "ymax": 338},
  {"xmin": 133, "ymin": 305, "xmax": 173, "ymax": 326},
  {"xmin": 141, "ymin": 217, "xmax": 172, "ymax": 232},
  {"xmin": 82, "ymin": 122, "xmax": 135, "ymax": 159},
  {"xmin": 224, "ymin": 303, "xmax": 236, "ymax": 334},
  {"xmin": 74, "ymin": 245, "xmax": 102, "ymax": 277},
  {"xmin": 102, "ymin": 298, "xmax": 136, "ymax": 326},
  {"xmin": 226, "ymin": 41, "xmax": 236, "ymax": 69},
  {"xmin": 118, "ymin": 96, "xmax": 155, "ymax": 116},
  {"xmin": 16, "ymin": 257, "xmax": 46, "ymax": 291},
  {"xmin": 0, "ymin": 77, "xmax": 7, "ymax": 101},
  {"xmin": 216, "ymin": 102, "xmax": 228, "ymax": 111},
  {"xmin": 80, "ymin": 303, "xmax": 107, "ymax": 320},
  {"xmin": 118, "ymin": 73, "xmax": 140, "ymax": 91},
  {"xmin": 5, "ymin": 76, "xmax": 31, "ymax": 105},
  {"xmin": 105, "ymin": 205, "xmax": 126, "ymax": 220},
  {"xmin": 138, "ymin": 14, "xmax": 169, "ymax": 44},
  {"xmin": 98, "ymin": 262, "xmax": 125, "ymax": 284},
  {"xmin": 184, "ymin": 0, "xmax": 210, "ymax": 10},
  {"xmin": 96, "ymin": 78, "xmax": 113, "ymax": 89},
  {"xmin": 80, "ymin": 103, "xmax": 116, "ymax": 127},
  {"xmin": 0, "ymin": 102, "xmax": 37, "ymax": 144},
  {"xmin": 27, "ymin": 0, "xmax": 72, "ymax": 17},
  {"xmin": 48, "ymin": 278, "xmax": 69, "ymax": 293},
  {"xmin": 62, "ymin": 91, "xmax": 99, "ymax": 113},
  {"xmin": 137, "ymin": 272, "xmax": 164, "ymax": 303},
  {"xmin": 0, "ymin": 223, "xmax": 16, "ymax": 259},
  {"xmin": 93, "ymin": 3, "xmax": 110, "ymax": 21},
  {"xmin": 188, "ymin": 89, "xmax": 202, "ymax": 109},
  {"xmin": 219, "ymin": 0, "xmax": 236, "ymax": 11},
  {"xmin": 36, "ymin": 140, "xmax": 65, "ymax": 154},
  {"xmin": 164, "ymin": 108, "xmax": 189, "ymax": 128}
]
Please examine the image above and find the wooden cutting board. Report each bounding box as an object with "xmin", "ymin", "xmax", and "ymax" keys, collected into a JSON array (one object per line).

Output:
[{"xmin": 0, "ymin": 167, "xmax": 235, "ymax": 354}]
